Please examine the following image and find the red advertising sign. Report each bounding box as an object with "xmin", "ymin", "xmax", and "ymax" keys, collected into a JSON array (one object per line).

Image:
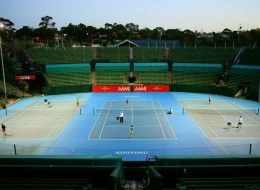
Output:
[
  {"xmin": 134, "ymin": 85, "xmax": 169, "ymax": 92},
  {"xmin": 15, "ymin": 75, "xmax": 36, "ymax": 80},
  {"xmin": 93, "ymin": 85, "xmax": 131, "ymax": 92},
  {"xmin": 92, "ymin": 85, "xmax": 169, "ymax": 92}
]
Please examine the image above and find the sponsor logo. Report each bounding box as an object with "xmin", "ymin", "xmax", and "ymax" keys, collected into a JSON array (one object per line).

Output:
[
  {"xmin": 153, "ymin": 86, "xmax": 162, "ymax": 91},
  {"xmin": 116, "ymin": 151, "xmax": 149, "ymax": 155},
  {"xmin": 134, "ymin": 86, "xmax": 147, "ymax": 91},
  {"xmin": 20, "ymin": 76, "xmax": 30, "ymax": 79},
  {"xmin": 101, "ymin": 86, "xmax": 110, "ymax": 91},
  {"xmin": 15, "ymin": 75, "xmax": 36, "ymax": 80},
  {"xmin": 118, "ymin": 86, "xmax": 130, "ymax": 91}
]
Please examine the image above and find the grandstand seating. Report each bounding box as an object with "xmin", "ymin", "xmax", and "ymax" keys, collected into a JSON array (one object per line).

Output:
[
  {"xmin": 134, "ymin": 62, "xmax": 169, "ymax": 84},
  {"xmin": 28, "ymin": 46, "xmax": 241, "ymax": 64},
  {"xmin": 169, "ymin": 46, "xmax": 237, "ymax": 63},
  {"xmin": 172, "ymin": 72, "xmax": 216, "ymax": 85},
  {"xmin": 25, "ymin": 46, "xmax": 260, "ymax": 100},
  {"xmin": 94, "ymin": 63, "xmax": 130, "ymax": 85},
  {"xmin": 224, "ymin": 74, "xmax": 260, "ymax": 91},
  {"xmin": 136, "ymin": 72, "xmax": 169, "ymax": 84},
  {"xmin": 239, "ymin": 47, "xmax": 260, "ymax": 65},
  {"xmin": 94, "ymin": 71, "xmax": 128, "ymax": 85},
  {"xmin": 48, "ymin": 71, "xmax": 91, "ymax": 86},
  {"xmin": 45, "ymin": 63, "xmax": 91, "ymax": 86},
  {"xmin": 0, "ymin": 80, "xmax": 33, "ymax": 101},
  {"xmin": 0, "ymin": 155, "xmax": 124, "ymax": 190},
  {"xmin": 27, "ymin": 47, "xmax": 93, "ymax": 64},
  {"xmin": 176, "ymin": 177, "xmax": 260, "ymax": 189}
]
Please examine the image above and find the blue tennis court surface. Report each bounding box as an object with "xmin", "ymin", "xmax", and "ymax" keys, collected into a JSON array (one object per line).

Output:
[
  {"xmin": 1, "ymin": 92, "xmax": 260, "ymax": 161},
  {"xmin": 89, "ymin": 100, "xmax": 175, "ymax": 140}
]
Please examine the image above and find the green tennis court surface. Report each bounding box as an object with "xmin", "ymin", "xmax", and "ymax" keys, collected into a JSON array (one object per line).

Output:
[
  {"xmin": 0, "ymin": 100, "xmax": 83, "ymax": 140},
  {"xmin": 179, "ymin": 100, "xmax": 260, "ymax": 139}
]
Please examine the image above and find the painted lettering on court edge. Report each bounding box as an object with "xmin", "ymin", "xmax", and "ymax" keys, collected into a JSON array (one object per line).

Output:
[{"xmin": 116, "ymin": 151, "xmax": 149, "ymax": 155}]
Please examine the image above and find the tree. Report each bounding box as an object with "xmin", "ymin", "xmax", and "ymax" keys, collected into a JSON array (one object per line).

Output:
[
  {"xmin": 183, "ymin": 29, "xmax": 195, "ymax": 45},
  {"xmin": 0, "ymin": 17, "xmax": 15, "ymax": 41},
  {"xmin": 0, "ymin": 17, "xmax": 14, "ymax": 31},
  {"xmin": 18, "ymin": 80, "xmax": 29, "ymax": 93},
  {"xmin": 155, "ymin": 27, "xmax": 165, "ymax": 40},
  {"xmin": 164, "ymin": 29, "xmax": 182, "ymax": 41},
  {"xmin": 139, "ymin": 28, "xmax": 152, "ymax": 40},
  {"xmin": 125, "ymin": 23, "xmax": 139, "ymax": 39},
  {"xmin": 15, "ymin": 26, "xmax": 34, "ymax": 40},
  {"xmin": 38, "ymin": 16, "xmax": 55, "ymax": 29},
  {"xmin": 36, "ymin": 16, "xmax": 57, "ymax": 43}
]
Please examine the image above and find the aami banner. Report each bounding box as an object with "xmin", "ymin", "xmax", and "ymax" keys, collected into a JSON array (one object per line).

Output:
[
  {"xmin": 15, "ymin": 75, "xmax": 36, "ymax": 80},
  {"xmin": 134, "ymin": 85, "xmax": 169, "ymax": 92},
  {"xmin": 93, "ymin": 85, "xmax": 131, "ymax": 92},
  {"xmin": 92, "ymin": 85, "xmax": 169, "ymax": 92}
]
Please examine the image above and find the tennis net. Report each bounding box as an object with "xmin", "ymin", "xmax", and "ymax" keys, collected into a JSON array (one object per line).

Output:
[
  {"xmin": 93, "ymin": 108, "xmax": 171, "ymax": 115},
  {"xmin": 182, "ymin": 107, "xmax": 259, "ymax": 115},
  {"xmin": 4, "ymin": 107, "xmax": 81, "ymax": 116}
]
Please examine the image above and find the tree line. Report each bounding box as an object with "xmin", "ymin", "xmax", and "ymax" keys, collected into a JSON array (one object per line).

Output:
[{"xmin": 1, "ymin": 15, "xmax": 260, "ymax": 47}]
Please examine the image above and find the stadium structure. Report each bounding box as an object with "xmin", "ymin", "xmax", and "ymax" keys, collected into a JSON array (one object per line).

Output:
[{"xmin": 1, "ymin": 42, "xmax": 260, "ymax": 189}]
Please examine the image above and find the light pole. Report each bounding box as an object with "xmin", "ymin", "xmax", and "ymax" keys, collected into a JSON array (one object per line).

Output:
[{"xmin": 0, "ymin": 23, "xmax": 7, "ymax": 109}]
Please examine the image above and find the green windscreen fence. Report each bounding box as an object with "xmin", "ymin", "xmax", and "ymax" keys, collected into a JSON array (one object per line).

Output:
[
  {"xmin": 173, "ymin": 63, "xmax": 222, "ymax": 72},
  {"xmin": 43, "ymin": 84, "xmax": 92, "ymax": 95},
  {"xmin": 95, "ymin": 63, "xmax": 130, "ymax": 71}
]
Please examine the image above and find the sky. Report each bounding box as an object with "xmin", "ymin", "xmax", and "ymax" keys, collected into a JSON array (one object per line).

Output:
[{"xmin": 1, "ymin": 0, "xmax": 260, "ymax": 33}]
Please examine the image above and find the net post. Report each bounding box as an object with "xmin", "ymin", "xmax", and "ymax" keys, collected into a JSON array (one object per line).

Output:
[
  {"xmin": 257, "ymin": 108, "xmax": 259, "ymax": 115},
  {"xmin": 80, "ymin": 108, "xmax": 81, "ymax": 115},
  {"xmin": 182, "ymin": 108, "xmax": 185, "ymax": 114},
  {"xmin": 249, "ymin": 144, "xmax": 252, "ymax": 155}
]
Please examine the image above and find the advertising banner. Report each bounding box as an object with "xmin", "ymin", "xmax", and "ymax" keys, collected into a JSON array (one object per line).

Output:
[
  {"xmin": 133, "ymin": 85, "xmax": 169, "ymax": 92},
  {"xmin": 93, "ymin": 85, "xmax": 169, "ymax": 92},
  {"xmin": 15, "ymin": 75, "xmax": 36, "ymax": 80},
  {"xmin": 92, "ymin": 85, "xmax": 131, "ymax": 92}
]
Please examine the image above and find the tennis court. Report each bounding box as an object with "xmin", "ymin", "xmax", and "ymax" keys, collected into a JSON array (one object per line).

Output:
[
  {"xmin": 89, "ymin": 100, "xmax": 176, "ymax": 139},
  {"xmin": 179, "ymin": 99, "xmax": 260, "ymax": 139},
  {"xmin": 0, "ymin": 100, "xmax": 85, "ymax": 140},
  {"xmin": 0, "ymin": 92, "xmax": 260, "ymax": 161}
]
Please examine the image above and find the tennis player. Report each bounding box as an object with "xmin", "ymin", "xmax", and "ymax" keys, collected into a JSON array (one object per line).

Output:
[
  {"xmin": 1, "ymin": 124, "xmax": 6, "ymax": 136},
  {"xmin": 237, "ymin": 116, "xmax": 243, "ymax": 128},
  {"xmin": 129, "ymin": 125, "xmax": 134, "ymax": 138},
  {"xmin": 44, "ymin": 98, "xmax": 48, "ymax": 106},
  {"xmin": 209, "ymin": 96, "xmax": 212, "ymax": 104},
  {"xmin": 76, "ymin": 98, "xmax": 79, "ymax": 107},
  {"xmin": 120, "ymin": 111, "xmax": 124, "ymax": 123},
  {"xmin": 126, "ymin": 99, "xmax": 129, "ymax": 105}
]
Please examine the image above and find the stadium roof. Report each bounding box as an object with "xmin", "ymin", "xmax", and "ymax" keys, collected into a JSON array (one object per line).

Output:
[{"xmin": 117, "ymin": 39, "xmax": 180, "ymax": 47}]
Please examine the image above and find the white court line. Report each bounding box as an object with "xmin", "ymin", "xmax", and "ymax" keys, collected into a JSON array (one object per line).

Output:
[
  {"xmin": 183, "ymin": 100, "xmax": 220, "ymax": 139},
  {"xmin": 45, "ymin": 108, "xmax": 80, "ymax": 139},
  {"xmin": 152, "ymin": 100, "xmax": 166, "ymax": 139},
  {"xmin": 4, "ymin": 101, "xmax": 43, "ymax": 125},
  {"xmin": 158, "ymin": 101, "xmax": 177, "ymax": 139},
  {"xmin": 224, "ymin": 101, "xmax": 260, "ymax": 125},
  {"xmin": 99, "ymin": 101, "xmax": 113, "ymax": 139}
]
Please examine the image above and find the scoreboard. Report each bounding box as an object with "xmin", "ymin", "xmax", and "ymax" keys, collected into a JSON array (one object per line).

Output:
[{"xmin": 15, "ymin": 67, "xmax": 36, "ymax": 80}]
